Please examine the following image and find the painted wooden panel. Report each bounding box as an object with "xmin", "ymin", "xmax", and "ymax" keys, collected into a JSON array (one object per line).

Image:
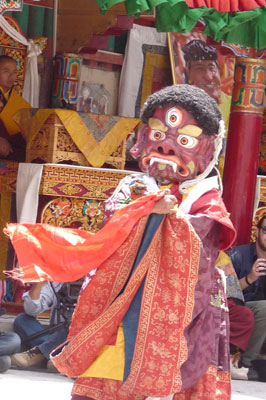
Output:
[{"xmin": 57, "ymin": 0, "xmax": 126, "ymax": 54}]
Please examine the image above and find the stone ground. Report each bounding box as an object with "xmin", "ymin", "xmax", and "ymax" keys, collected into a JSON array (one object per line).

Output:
[
  {"xmin": 0, "ymin": 367, "xmax": 73, "ymax": 400},
  {"xmin": 0, "ymin": 367, "xmax": 265, "ymax": 400},
  {"xmin": 1, "ymin": 315, "xmax": 266, "ymax": 399},
  {"xmin": 232, "ymin": 379, "xmax": 266, "ymax": 399}
]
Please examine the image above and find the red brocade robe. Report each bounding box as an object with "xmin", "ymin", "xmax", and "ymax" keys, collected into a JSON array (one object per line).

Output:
[{"xmin": 5, "ymin": 177, "xmax": 236, "ymax": 400}]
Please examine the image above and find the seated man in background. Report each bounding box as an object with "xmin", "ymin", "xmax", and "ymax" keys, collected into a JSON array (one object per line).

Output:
[
  {"xmin": 227, "ymin": 214, "xmax": 266, "ymax": 381},
  {"xmin": 216, "ymin": 252, "xmax": 255, "ymax": 380},
  {"xmin": 11, "ymin": 282, "xmax": 70, "ymax": 370},
  {"xmin": 0, "ymin": 307, "xmax": 21, "ymax": 373},
  {"xmin": 0, "ymin": 55, "xmax": 31, "ymax": 162}
]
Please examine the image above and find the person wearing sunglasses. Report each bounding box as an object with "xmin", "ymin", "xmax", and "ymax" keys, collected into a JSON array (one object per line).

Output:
[{"xmin": 227, "ymin": 215, "xmax": 266, "ymax": 380}]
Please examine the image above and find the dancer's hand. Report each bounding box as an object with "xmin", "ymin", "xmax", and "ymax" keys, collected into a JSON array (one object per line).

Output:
[{"xmin": 152, "ymin": 194, "xmax": 177, "ymax": 214}]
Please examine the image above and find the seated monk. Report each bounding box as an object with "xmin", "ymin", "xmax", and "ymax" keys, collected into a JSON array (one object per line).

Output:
[{"xmin": 0, "ymin": 55, "xmax": 31, "ymax": 162}]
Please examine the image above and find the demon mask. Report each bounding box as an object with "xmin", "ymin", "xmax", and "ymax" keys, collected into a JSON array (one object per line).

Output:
[{"xmin": 130, "ymin": 84, "xmax": 222, "ymax": 185}]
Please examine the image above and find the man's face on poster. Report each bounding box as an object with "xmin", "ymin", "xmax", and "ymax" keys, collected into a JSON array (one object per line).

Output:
[{"xmin": 187, "ymin": 60, "xmax": 221, "ymax": 102}]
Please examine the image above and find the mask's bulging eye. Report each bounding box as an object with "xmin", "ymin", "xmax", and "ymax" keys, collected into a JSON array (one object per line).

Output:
[
  {"xmin": 149, "ymin": 130, "xmax": 166, "ymax": 141},
  {"xmin": 166, "ymin": 107, "xmax": 182, "ymax": 128},
  {"xmin": 177, "ymin": 135, "xmax": 199, "ymax": 149}
]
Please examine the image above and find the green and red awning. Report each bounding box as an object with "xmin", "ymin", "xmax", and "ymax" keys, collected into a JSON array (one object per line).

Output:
[
  {"xmin": 95, "ymin": 0, "xmax": 266, "ymax": 49},
  {"xmin": 185, "ymin": 0, "xmax": 265, "ymax": 12}
]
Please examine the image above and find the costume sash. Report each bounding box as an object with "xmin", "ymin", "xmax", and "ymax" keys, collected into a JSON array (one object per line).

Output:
[{"xmin": 51, "ymin": 212, "xmax": 201, "ymax": 397}]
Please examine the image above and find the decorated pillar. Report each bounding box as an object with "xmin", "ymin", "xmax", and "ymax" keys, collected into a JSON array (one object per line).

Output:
[{"xmin": 223, "ymin": 57, "xmax": 266, "ymax": 245}]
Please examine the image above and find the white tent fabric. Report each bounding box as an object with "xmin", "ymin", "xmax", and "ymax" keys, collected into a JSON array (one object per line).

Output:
[
  {"xmin": 0, "ymin": 15, "xmax": 41, "ymax": 107},
  {"xmin": 16, "ymin": 163, "xmax": 43, "ymax": 224},
  {"xmin": 118, "ymin": 24, "xmax": 167, "ymax": 118}
]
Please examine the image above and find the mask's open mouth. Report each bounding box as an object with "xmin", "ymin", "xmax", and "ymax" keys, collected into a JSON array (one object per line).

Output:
[{"xmin": 142, "ymin": 152, "xmax": 189, "ymax": 177}]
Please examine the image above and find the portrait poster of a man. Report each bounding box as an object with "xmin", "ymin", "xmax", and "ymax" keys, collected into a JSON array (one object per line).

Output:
[{"xmin": 168, "ymin": 30, "xmax": 235, "ymax": 174}]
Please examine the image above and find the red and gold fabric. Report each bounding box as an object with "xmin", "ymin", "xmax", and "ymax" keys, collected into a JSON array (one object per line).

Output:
[
  {"xmin": 4, "ymin": 193, "xmax": 164, "ymax": 283},
  {"xmin": 71, "ymin": 366, "xmax": 231, "ymax": 400},
  {"xmin": 66, "ymin": 200, "xmax": 233, "ymax": 399},
  {"xmin": 4, "ymin": 183, "xmax": 235, "ymax": 399},
  {"xmin": 4, "ymin": 187, "xmax": 235, "ymax": 283}
]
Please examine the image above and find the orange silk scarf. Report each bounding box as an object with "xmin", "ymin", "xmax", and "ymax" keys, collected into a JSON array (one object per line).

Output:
[{"xmin": 4, "ymin": 192, "xmax": 164, "ymax": 283}]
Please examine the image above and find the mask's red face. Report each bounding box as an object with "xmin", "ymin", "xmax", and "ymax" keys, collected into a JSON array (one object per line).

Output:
[{"xmin": 130, "ymin": 105, "xmax": 215, "ymax": 184}]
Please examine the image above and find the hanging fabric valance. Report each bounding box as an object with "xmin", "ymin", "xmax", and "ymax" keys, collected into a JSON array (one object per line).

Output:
[
  {"xmin": 95, "ymin": 0, "xmax": 266, "ymax": 50},
  {"xmin": 185, "ymin": 0, "xmax": 266, "ymax": 13}
]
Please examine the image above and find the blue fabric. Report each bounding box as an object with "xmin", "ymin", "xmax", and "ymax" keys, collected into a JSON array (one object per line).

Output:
[
  {"xmin": 0, "ymin": 331, "xmax": 21, "ymax": 372},
  {"xmin": 122, "ymin": 213, "xmax": 164, "ymax": 382},
  {"xmin": 13, "ymin": 313, "xmax": 68, "ymax": 359},
  {"xmin": 0, "ymin": 331, "xmax": 21, "ymax": 356},
  {"xmin": 227, "ymin": 242, "xmax": 261, "ymax": 302},
  {"xmin": 0, "ymin": 355, "xmax": 11, "ymax": 372},
  {"xmin": 0, "ymin": 330, "xmax": 20, "ymax": 373}
]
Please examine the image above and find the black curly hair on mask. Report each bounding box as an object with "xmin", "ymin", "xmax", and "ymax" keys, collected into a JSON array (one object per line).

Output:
[{"xmin": 141, "ymin": 84, "xmax": 222, "ymax": 136}]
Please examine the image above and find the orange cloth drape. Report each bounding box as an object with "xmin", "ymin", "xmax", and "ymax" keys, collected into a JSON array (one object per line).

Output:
[{"xmin": 4, "ymin": 192, "xmax": 164, "ymax": 283}]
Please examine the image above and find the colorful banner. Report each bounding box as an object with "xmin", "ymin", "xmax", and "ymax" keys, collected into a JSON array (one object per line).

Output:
[
  {"xmin": 0, "ymin": 0, "xmax": 22, "ymax": 14},
  {"xmin": 24, "ymin": 0, "xmax": 54, "ymax": 7}
]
